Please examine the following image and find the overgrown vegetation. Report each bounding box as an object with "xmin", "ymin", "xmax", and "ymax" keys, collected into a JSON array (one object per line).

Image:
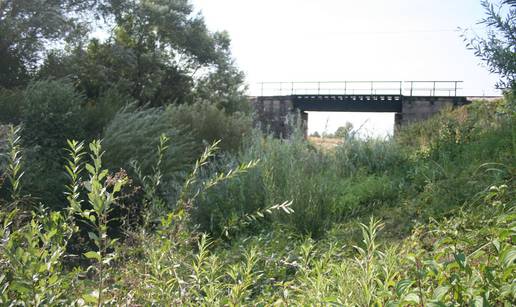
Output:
[
  {"xmin": 0, "ymin": 0, "xmax": 515, "ymax": 305},
  {"xmin": 1, "ymin": 96, "xmax": 514, "ymax": 305}
]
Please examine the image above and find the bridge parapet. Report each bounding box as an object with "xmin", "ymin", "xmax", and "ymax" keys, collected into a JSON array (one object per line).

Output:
[{"xmin": 254, "ymin": 81, "xmax": 463, "ymax": 97}]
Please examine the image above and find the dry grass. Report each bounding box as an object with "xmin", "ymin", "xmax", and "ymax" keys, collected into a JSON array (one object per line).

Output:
[{"xmin": 308, "ymin": 136, "xmax": 343, "ymax": 150}]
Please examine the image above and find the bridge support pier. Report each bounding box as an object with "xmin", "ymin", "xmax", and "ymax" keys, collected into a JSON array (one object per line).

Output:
[
  {"xmin": 395, "ymin": 97, "xmax": 469, "ymax": 133},
  {"xmin": 251, "ymin": 96, "xmax": 305, "ymax": 138}
]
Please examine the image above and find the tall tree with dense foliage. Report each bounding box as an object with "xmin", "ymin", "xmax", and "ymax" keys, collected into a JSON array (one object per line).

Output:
[
  {"xmin": 0, "ymin": 0, "xmax": 97, "ymax": 88},
  {"xmin": 36, "ymin": 0, "xmax": 248, "ymax": 110}
]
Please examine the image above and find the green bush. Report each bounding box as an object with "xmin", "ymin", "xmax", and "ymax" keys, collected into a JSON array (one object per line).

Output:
[
  {"xmin": 191, "ymin": 154, "xmax": 266, "ymax": 235},
  {"xmin": 82, "ymin": 88, "xmax": 133, "ymax": 139},
  {"xmin": 165, "ymin": 101, "xmax": 252, "ymax": 153},
  {"xmin": 0, "ymin": 88, "xmax": 23, "ymax": 124},
  {"xmin": 103, "ymin": 101, "xmax": 252, "ymax": 176},
  {"xmin": 193, "ymin": 130, "xmax": 341, "ymax": 238},
  {"xmin": 20, "ymin": 80, "xmax": 87, "ymax": 208},
  {"xmin": 334, "ymin": 136, "xmax": 407, "ymax": 177},
  {"xmin": 102, "ymin": 107, "xmax": 198, "ymax": 183},
  {"xmin": 21, "ymin": 80, "xmax": 86, "ymax": 148},
  {"xmin": 336, "ymin": 175, "xmax": 399, "ymax": 219}
]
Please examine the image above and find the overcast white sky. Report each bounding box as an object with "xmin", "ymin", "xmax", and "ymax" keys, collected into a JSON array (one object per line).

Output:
[{"xmin": 193, "ymin": 0, "xmax": 501, "ymax": 136}]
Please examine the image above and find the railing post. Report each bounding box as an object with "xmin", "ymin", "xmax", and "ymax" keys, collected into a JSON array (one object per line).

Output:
[
  {"xmin": 410, "ymin": 81, "xmax": 413, "ymax": 96},
  {"xmin": 279, "ymin": 82, "xmax": 282, "ymax": 95},
  {"xmin": 433, "ymin": 81, "xmax": 436, "ymax": 96},
  {"xmin": 291, "ymin": 82, "xmax": 294, "ymax": 95},
  {"xmin": 399, "ymin": 81, "xmax": 402, "ymax": 95},
  {"xmin": 318, "ymin": 82, "xmax": 320, "ymax": 95},
  {"xmin": 371, "ymin": 81, "xmax": 374, "ymax": 95},
  {"xmin": 454, "ymin": 81, "xmax": 458, "ymax": 96},
  {"xmin": 344, "ymin": 81, "xmax": 347, "ymax": 94}
]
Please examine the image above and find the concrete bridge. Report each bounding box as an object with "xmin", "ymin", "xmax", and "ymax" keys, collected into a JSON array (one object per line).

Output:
[{"xmin": 250, "ymin": 81, "xmax": 470, "ymax": 137}]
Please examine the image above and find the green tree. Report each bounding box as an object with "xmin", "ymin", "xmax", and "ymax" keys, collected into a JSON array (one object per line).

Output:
[
  {"xmin": 334, "ymin": 122, "xmax": 354, "ymax": 139},
  {"xmin": 0, "ymin": 0, "xmax": 94, "ymax": 88},
  {"xmin": 191, "ymin": 31, "xmax": 250, "ymax": 114},
  {"xmin": 466, "ymin": 0, "xmax": 515, "ymax": 90},
  {"xmin": 38, "ymin": 0, "xmax": 248, "ymax": 111},
  {"xmin": 310, "ymin": 131, "xmax": 321, "ymax": 138}
]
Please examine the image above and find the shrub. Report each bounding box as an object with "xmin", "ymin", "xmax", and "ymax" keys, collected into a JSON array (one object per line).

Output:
[
  {"xmin": 20, "ymin": 80, "xmax": 87, "ymax": 208},
  {"xmin": 334, "ymin": 136, "xmax": 407, "ymax": 177},
  {"xmin": 165, "ymin": 101, "xmax": 252, "ymax": 153},
  {"xmin": 82, "ymin": 88, "xmax": 133, "ymax": 139},
  {"xmin": 0, "ymin": 88, "xmax": 23, "ymax": 124},
  {"xmin": 21, "ymin": 79, "xmax": 86, "ymax": 148},
  {"xmin": 102, "ymin": 107, "xmax": 198, "ymax": 185},
  {"xmin": 335, "ymin": 175, "xmax": 399, "ymax": 219},
  {"xmin": 191, "ymin": 153, "xmax": 267, "ymax": 235},
  {"xmin": 193, "ymin": 130, "xmax": 341, "ymax": 238},
  {"xmin": 103, "ymin": 101, "xmax": 252, "ymax": 174}
]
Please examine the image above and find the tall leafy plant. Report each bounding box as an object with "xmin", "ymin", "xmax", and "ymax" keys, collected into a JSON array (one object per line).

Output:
[{"xmin": 79, "ymin": 140, "xmax": 127, "ymax": 306}]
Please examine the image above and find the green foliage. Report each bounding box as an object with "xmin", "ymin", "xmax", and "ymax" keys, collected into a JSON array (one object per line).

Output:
[
  {"xmin": 310, "ymin": 131, "xmax": 321, "ymax": 138},
  {"xmin": 20, "ymin": 79, "xmax": 87, "ymax": 208},
  {"xmin": 0, "ymin": 88, "xmax": 23, "ymax": 124},
  {"xmin": 33, "ymin": 0, "xmax": 248, "ymax": 111},
  {"xmin": 193, "ymin": 100, "xmax": 512, "ymax": 239},
  {"xmin": 82, "ymin": 89, "xmax": 133, "ymax": 139},
  {"xmin": 0, "ymin": 85, "xmax": 514, "ymax": 305},
  {"xmin": 465, "ymin": 0, "xmax": 516, "ymax": 90},
  {"xmin": 0, "ymin": 0, "xmax": 93, "ymax": 88},
  {"xmin": 4, "ymin": 126, "xmax": 24, "ymax": 201},
  {"xmin": 171, "ymin": 139, "xmax": 259, "ymax": 232},
  {"xmin": 193, "ymin": 130, "xmax": 340, "ymax": 238},
  {"xmin": 336, "ymin": 175, "xmax": 399, "ymax": 219},
  {"xmin": 335, "ymin": 135, "xmax": 407, "ymax": 177},
  {"xmin": 1, "ymin": 208, "xmax": 77, "ymax": 305},
  {"xmin": 165, "ymin": 101, "xmax": 253, "ymax": 152},
  {"xmin": 102, "ymin": 102, "xmax": 252, "ymax": 186},
  {"xmin": 0, "ymin": 126, "xmax": 78, "ymax": 305},
  {"xmin": 334, "ymin": 121, "xmax": 354, "ymax": 138},
  {"xmin": 131, "ymin": 134, "xmax": 170, "ymax": 230},
  {"xmin": 191, "ymin": 30, "xmax": 251, "ymax": 114},
  {"xmin": 21, "ymin": 79, "xmax": 85, "ymax": 147},
  {"xmin": 102, "ymin": 106, "xmax": 198, "ymax": 181},
  {"xmin": 79, "ymin": 140, "xmax": 127, "ymax": 305}
]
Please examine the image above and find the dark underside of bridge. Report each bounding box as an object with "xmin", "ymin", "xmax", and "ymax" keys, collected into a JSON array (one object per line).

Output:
[{"xmin": 291, "ymin": 94, "xmax": 468, "ymax": 112}]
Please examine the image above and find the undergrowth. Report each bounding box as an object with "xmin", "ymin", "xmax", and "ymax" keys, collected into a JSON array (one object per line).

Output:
[{"xmin": 0, "ymin": 99, "xmax": 514, "ymax": 305}]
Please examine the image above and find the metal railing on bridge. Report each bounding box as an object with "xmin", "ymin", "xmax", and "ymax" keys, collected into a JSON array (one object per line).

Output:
[{"xmin": 253, "ymin": 81, "xmax": 463, "ymax": 97}]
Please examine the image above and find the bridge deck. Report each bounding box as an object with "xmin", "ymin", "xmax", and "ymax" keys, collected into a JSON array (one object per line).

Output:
[{"xmin": 293, "ymin": 94, "xmax": 403, "ymax": 112}]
